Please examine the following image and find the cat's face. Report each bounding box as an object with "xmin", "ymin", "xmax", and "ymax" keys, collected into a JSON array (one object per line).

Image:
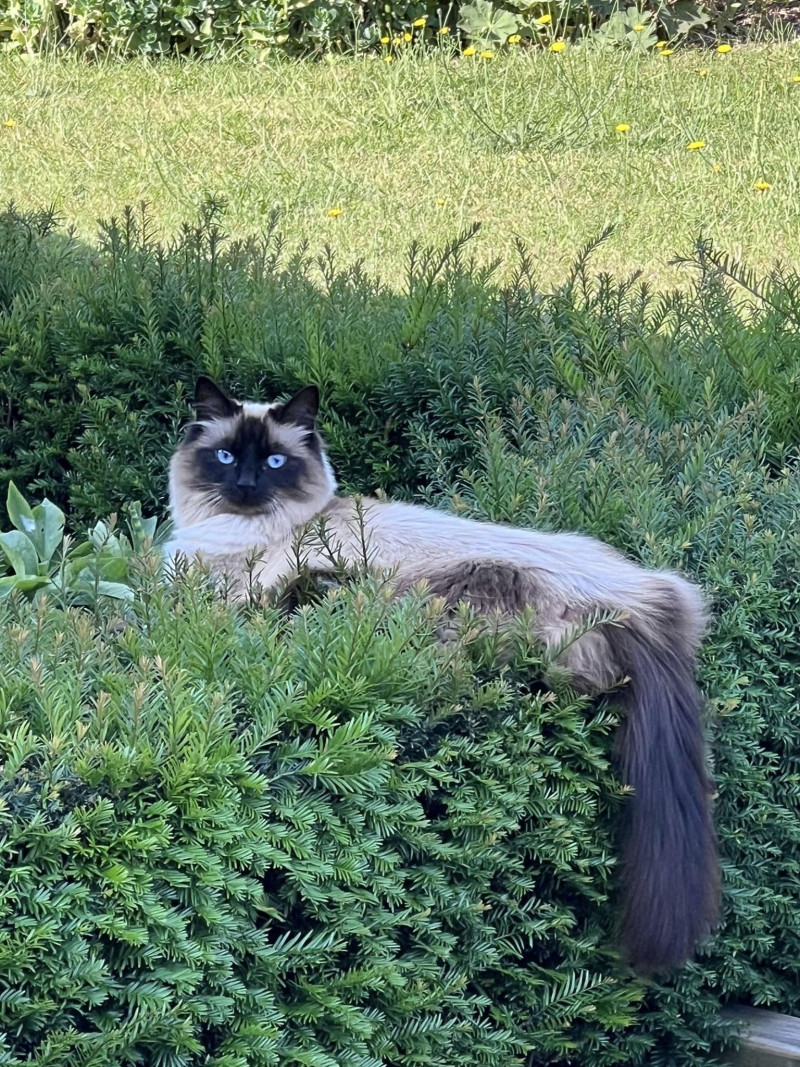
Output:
[{"xmin": 169, "ymin": 377, "xmax": 337, "ymax": 528}]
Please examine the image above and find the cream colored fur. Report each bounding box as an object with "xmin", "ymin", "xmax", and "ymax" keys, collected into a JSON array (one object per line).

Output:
[{"xmin": 165, "ymin": 394, "xmax": 706, "ymax": 693}]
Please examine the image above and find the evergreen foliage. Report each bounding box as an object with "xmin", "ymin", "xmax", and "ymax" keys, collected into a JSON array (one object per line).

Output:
[{"xmin": 2, "ymin": 203, "xmax": 800, "ymax": 1063}]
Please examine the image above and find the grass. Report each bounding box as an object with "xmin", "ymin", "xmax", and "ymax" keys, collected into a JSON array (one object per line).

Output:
[{"xmin": 1, "ymin": 43, "xmax": 800, "ymax": 284}]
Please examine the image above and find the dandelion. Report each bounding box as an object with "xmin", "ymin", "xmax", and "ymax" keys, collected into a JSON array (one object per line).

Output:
[
  {"xmin": 717, "ymin": 43, "xmax": 731, "ymax": 53},
  {"xmin": 463, "ymin": 45, "xmax": 476, "ymax": 55},
  {"xmin": 436, "ymin": 197, "xmax": 446, "ymax": 205},
  {"xmin": 480, "ymin": 49, "xmax": 493, "ymax": 58},
  {"xmin": 792, "ymin": 74, "xmax": 800, "ymax": 82},
  {"xmin": 615, "ymin": 123, "xmax": 631, "ymax": 132},
  {"xmin": 536, "ymin": 13, "xmax": 552, "ymax": 23},
  {"xmin": 3, "ymin": 119, "xmax": 17, "ymax": 129},
  {"xmin": 413, "ymin": 16, "xmax": 426, "ymax": 26},
  {"xmin": 754, "ymin": 179, "xmax": 771, "ymax": 190},
  {"xmin": 380, "ymin": 35, "xmax": 390, "ymax": 43},
  {"xmin": 438, "ymin": 26, "xmax": 450, "ymax": 34},
  {"xmin": 660, "ymin": 48, "xmax": 674, "ymax": 55},
  {"xmin": 654, "ymin": 40, "xmax": 667, "ymax": 47},
  {"xmin": 327, "ymin": 207, "xmax": 343, "ymax": 217},
  {"xmin": 549, "ymin": 40, "xmax": 565, "ymax": 51},
  {"xmin": 687, "ymin": 140, "xmax": 706, "ymax": 150},
  {"xmin": 403, "ymin": 31, "xmax": 412, "ymax": 41},
  {"xmin": 508, "ymin": 33, "xmax": 522, "ymax": 43},
  {"xmin": 633, "ymin": 23, "xmax": 645, "ymax": 30},
  {"xmin": 384, "ymin": 55, "xmax": 394, "ymax": 62},
  {"xmin": 699, "ymin": 68, "xmax": 708, "ymax": 76}
]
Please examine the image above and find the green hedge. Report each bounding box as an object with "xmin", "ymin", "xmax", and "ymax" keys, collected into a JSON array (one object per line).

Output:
[
  {"xmin": 0, "ymin": 572, "xmax": 644, "ymax": 1066},
  {"xmin": 3, "ymin": 203, "xmax": 800, "ymax": 1064}
]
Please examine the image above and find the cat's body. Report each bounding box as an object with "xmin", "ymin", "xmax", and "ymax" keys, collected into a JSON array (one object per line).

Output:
[{"xmin": 165, "ymin": 377, "xmax": 720, "ymax": 975}]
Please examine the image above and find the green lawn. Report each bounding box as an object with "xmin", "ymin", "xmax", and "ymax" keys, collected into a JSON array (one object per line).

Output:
[{"xmin": 2, "ymin": 44, "xmax": 800, "ymax": 284}]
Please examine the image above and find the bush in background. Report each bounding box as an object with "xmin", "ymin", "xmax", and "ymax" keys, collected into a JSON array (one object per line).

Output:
[
  {"xmin": 3, "ymin": 202, "xmax": 800, "ymax": 1063},
  {"xmin": 0, "ymin": 0, "xmax": 751, "ymax": 55},
  {"xmin": 2, "ymin": 203, "xmax": 800, "ymax": 530}
]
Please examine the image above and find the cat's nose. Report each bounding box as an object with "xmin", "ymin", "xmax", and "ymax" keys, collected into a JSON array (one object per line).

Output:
[{"xmin": 237, "ymin": 471, "xmax": 257, "ymax": 490}]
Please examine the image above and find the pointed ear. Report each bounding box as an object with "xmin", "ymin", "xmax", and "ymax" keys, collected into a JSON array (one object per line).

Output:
[
  {"xmin": 193, "ymin": 377, "xmax": 240, "ymax": 422},
  {"xmin": 275, "ymin": 385, "xmax": 319, "ymax": 430}
]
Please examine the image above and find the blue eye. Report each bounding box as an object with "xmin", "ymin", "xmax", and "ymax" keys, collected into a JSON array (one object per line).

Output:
[
  {"xmin": 216, "ymin": 449, "xmax": 235, "ymax": 465},
  {"xmin": 267, "ymin": 454, "xmax": 286, "ymax": 469}
]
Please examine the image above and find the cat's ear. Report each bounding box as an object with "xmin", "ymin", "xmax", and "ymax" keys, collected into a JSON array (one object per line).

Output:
[
  {"xmin": 274, "ymin": 386, "xmax": 319, "ymax": 430},
  {"xmin": 193, "ymin": 377, "xmax": 240, "ymax": 422}
]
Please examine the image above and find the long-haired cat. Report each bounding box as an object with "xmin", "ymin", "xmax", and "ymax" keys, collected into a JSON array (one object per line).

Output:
[{"xmin": 165, "ymin": 376, "xmax": 720, "ymax": 976}]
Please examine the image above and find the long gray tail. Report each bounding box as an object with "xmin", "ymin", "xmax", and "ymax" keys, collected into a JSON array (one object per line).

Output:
[{"xmin": 611, "ymin": 622, "xmax": 719, "ymax": 975}]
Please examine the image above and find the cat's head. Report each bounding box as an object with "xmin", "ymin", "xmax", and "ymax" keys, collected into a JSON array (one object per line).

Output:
[{"xmin": 169, "ymin": 377, "xmax": 337, "ymax": 528}]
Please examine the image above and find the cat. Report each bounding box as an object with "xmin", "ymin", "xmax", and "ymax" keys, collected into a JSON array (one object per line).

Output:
[{"xmin": 164, "ymin": 375, "xmax": 720, "ymax": 976}]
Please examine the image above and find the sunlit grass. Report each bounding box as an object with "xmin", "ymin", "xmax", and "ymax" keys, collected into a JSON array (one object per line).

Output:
[{"xmin": 1, "ymin": 44, "xmax": 799, "ymax": 284}]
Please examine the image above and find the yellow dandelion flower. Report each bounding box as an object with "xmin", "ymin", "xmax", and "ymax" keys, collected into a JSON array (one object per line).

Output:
[
  {"xmin": 436, "ymin": 197, "xmax": 446, "ymax": 205},
  {"xmin": 413, "ymin": 17, "xmax": 426, "ymax": 26},
  {"xmin": 393, "ymin": 35, "xmax": 402, "ymax": 44},
  {"xmin": 792, "ymin": 74, "xmax": 800, "ymax": 82},
  {"xmin": 463, "ymin": 45, "xmax": 476, "ymax": 55},
  {"xmin": 508, "ymin": 33, "xmax": 521, "ymax": 43},
  {"xmin": 687, "ymin": 140, "xmax": 706, "ymax": 150},
  {"xmin": 327, "ymin": 207, "xmax": 343, "ymax": 217},
  {"xmin": 661, "ymin": 48, "xmax": 674, "ymax": 55},
  {"xmin": 754, "ymin": 179, "xmax": 771, "ymax": 190},
  {"xmin": 3, "ymin": 119, "xmax": 18, "ymax": 129},
  {"xmin": 712, "ymin": 162, "xmax": 722, "ymax": 173},
  {"xmin": 615, "ymin": 123, "xmax": 631, "ymax": 133},
  {"xmin": 438, "ymin": 26, "xmax": 450, "ymax": 34},
  {"xmin": 480, "ymin": 49, "xmax": 493, "ymax": 58},
  {"xmin": 549, "ymin": 40, "xmax": 566, "ymax": 51},
  {"xmin": 717, "ymin": 43, "xmax": 732, "ymax": 52},
  {"xmin": 699, "ymin": 68, "xmax": 708, "ymax": 75},
  {"xmin": 384, "ymin": 54, "xmax": 394, "ymax": 62},
  {"xmin": 403, "ymin": 31, "xmax": 412, "ymax": 41},
  {"xmin": 633, "ymin": 23, "xmax": 645, "ymax": 30},
  {"xmin": 536, "ymin": 13, "xmax": 552, "ymax": 23},
  {"xmin": 654, "ymin": 39, "xmax": 667, "ymax": 47},
  {"xmin": 380, "ymin": 35, "xmax": 390, "ymax": 43}
]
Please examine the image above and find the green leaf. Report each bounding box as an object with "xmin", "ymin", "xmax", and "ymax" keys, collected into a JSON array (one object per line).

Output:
[
  {"xmin": 67, "ymin": 541, "xmax": 95, "ymax": 562},
  {"xmin": 6, "ymin": 481, "xmax": 35, "ymax": 535},
  {"xmin": 6, "ymin": 484, "xmax": 65, "ymax": 565},
  {"xmin": 0, "ymin": 531, "xmax": 39, "ymax": 576},
  {"xmin": 88, "ymin": 520, "xmax": 125, "ymax": 555},
  {"xmin": 0, "ymin": 574, "xmax": 52, "ymax": 598},
  {"xmin": 659, "ymin": 0, "xmax": 710, "ymax": 36},
  {"xmin": 32, "ymin": 499, "xmax": 65, "ymax": 565},
  {"xmin": 66, "ymin": 571, "xmax": 134, "ymax": 601},
  {"xmin": 96, "ymin": 556, "xmax": 129, "ymax": 582},
  {"xmin": 94, "ymin": 580, "xmax": 135, "ymax": 600},
  {"xmin": 458, "ymin": 0, "xmax": 519, "ymax": 42}
]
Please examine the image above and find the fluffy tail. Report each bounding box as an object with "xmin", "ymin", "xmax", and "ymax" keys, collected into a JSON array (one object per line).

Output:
[
  {"xmin": 611, "ymin": 604, "xmax": 719, "ymax": 975},
  {"xmin": 389, "ymin": 556, "xmax": 719, "ymax": 973}
]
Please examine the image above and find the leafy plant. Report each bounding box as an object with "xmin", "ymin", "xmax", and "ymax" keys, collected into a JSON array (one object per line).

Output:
[
  {"xmin": 458, "ymin": 0, "xmax": 521, "ymax": 44},
  {"xmin": 591, "ymin": 6, "xmax": 659, "ymax": 49},
  {"xmin": 0, "ymin": 480, "xmax": 161, "ymax": 604}
]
